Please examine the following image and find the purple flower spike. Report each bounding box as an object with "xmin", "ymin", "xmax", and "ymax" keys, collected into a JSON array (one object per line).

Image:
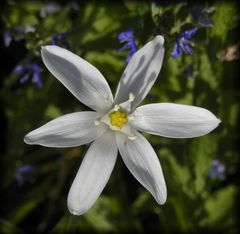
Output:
[
  {"xmin": 118, "ymin": 30, "xmax": 134, "ymax": 41},
  {"xmin": 14, "ymin": 62, "xmax": 43, "ymax": 88},
  {"xmin": 16, "ymin": 165, "xmax": 35, "ymax": 186},
  {"xmin": 208, "ymin": 160, "xmax": 226, "ymax": 181},
  {"xmin": 32, "ymin": 64, "xmax": 43, "ymax": 88},
  {"xmin": 3, "ymin": 30, "xmax": 12, "ymax": 47},
  {"xmin": 3, "ymin": 25, "xmax": 35, "ymax": 47},
  {"xmin": 118, "ymin": 29, "xmax": 138, "ymax": 63},
  {"xmin": 171, "ymin": 28, "xmax": 198, "ymax": 58}
]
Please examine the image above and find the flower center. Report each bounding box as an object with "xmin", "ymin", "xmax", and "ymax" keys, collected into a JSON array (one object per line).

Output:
[
  {"xmin": 94, "ymin": 93, "xmax": 136, "ymax": 140},
  {"xmin": 109, "ymin": 110, "xmax": 128, "ymax": 130}
]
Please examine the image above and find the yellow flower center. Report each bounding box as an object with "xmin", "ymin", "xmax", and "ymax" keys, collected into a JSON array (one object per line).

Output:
[{"xmin": 109, "ymin": 110, "xmax": 128, "ymax": 129}]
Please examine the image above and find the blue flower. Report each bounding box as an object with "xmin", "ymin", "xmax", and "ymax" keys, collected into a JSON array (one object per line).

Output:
[
  {"xmin": 118, "ymin": 29, "xmax": 138, "ymax": 63},
  {"xmin": 16, "ymin": 165, "xmax": 36, "ymax": 186},
  {"xmin": 3, "ymin": 30, "xmax": 12, "ymax": 47},
  {"xmin": 208, "ymin": 160, "xmax": 226, "ymax": 181},
  {"xmin": 3, "ymin": 25, "xmax": 35, "ymax": 47},
  {"xmin": 51, "ymin": 32, "xmax": 69, "ymax": 47},
  {"xmin": 171, "ymin": 28, "xmax": 198, "ymax": 58},
  {"xmin": 191, "ymin": 5, "xmax": 215, "ymax": 28},
  {"xmin": 14, "ymin": 62, "xmax": 43, "ymax": 88}
]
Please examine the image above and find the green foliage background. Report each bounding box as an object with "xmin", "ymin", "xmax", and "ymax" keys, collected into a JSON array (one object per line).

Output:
[{"xmin": 0, "ymin": 1, "xmax": 239, "ymax": 233}]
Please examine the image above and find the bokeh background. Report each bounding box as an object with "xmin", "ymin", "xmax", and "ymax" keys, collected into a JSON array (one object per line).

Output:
[{"xmin": 0, "ymin": 1, "xmax": 239, "ymax": 233}]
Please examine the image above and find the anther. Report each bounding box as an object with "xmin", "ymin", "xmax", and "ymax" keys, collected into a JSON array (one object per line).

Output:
[
  {"xmin": 128, "ymin": 93, "xmax": 135, "ymax": 102},
  {"xmin": 127, "ymin": 115, "xmax": 135, "ymax": 121},
  {"xmin": 110, "ymin": 125, "xmax": 121, "ymax": 131},
  {"xmin": 113, "ymin": 105, "xmax": 120, "ymax": 111},
  {"xmin": 128, "ymin": 135, "xmax": 136, "ymax": 140},
  {"xmin": 94, "ymin": 119, "xmax": 100, "ymax": 125}
]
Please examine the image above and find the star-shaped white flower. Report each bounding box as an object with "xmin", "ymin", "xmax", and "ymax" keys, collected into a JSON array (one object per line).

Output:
[{"xmin": 24, "ymin": 36, "xmax": 220, "ymax": 215}]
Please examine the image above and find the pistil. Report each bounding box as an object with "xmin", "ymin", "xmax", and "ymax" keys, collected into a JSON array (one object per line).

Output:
[{"xmin": 109, "ymin": 110, "xmax": 128, "ymax": 129}]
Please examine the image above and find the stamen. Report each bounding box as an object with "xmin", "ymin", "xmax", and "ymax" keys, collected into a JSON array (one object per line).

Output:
[
  {"xmin": 128, "ymin": 93, "xmax": 135, "ymax": 102},
  {"xmin": 108, "ymin": 93, "xmax": 135, "ymax": 131},
  {"xmin": 110, "ymin": 125, "xmax": 121, "ymax": 131},
  {"xmin": 128, "ymin": 135, "xmax": 136, "ymax": 140},
  {"xmin": 127, "ymin": 115, "xmax": 135, "ymax": 121},
  {"xmin": 94, "ymin": 119, "xmax": 100, "ymax": 125},
  {"xmin": 117, "ymin": 92, "xmax": 135, "ymax": 113},
  {"xmin": 113, "ymin": 105, "xmax": 120, "ymax": 111}
]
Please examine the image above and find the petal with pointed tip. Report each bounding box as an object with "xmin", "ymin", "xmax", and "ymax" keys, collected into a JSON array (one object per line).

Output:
[
  {"xmin": 24, "ymin": 112, "xmax": 107, "ymax": 147},
  {"xmin": 131, "ymin": 103, "xmax": 221, "ymax": 138},
  {"xmin": 116, "ymin": 131, "xmax": 167, "ymax": 204},
  {"xmin": 114, "ymin": 36, "xmax": 165, "ymax": 110},
  {"xmin": 41, "ymin": 46, "xmax": 113, "ymax": 113},
  {"xmin": 67, "ymin": 130, "xmax": 118, "ymax": 215}
]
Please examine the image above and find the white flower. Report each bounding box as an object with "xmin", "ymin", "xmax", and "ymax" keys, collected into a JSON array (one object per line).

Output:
[{"xmin": 24, "ymin": 36, "xmax": 220, "ymax": 215}]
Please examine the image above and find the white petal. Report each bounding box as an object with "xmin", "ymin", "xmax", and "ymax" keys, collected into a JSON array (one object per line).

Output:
[
  {"xmin": 114, "ymin": 36, "xmax": 165, "ymax": 110},
  {"xmin": 67, "ymin": 130, "xmax": 118, "ymax": 215},
  {"xmin": 116, "ymin": 131, "xmax": 166, "ymax": 204},
  {"xmin": 131, "ymin": 103, "xmax": 221, "ymax": 138},
  {"xmin": 41, "ymin": 46, "xmax": 113, "ymax": 113},
  {"xmin": 24, "ymin": 112, "xmax": 107, "ymax": 147}
]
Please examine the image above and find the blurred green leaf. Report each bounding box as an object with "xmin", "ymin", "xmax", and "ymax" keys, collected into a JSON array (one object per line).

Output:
[
  {"xmin": 84, "ymin": 196, "xmax": 116, "ymax": 232},
  {"xmin": 8, "ymin": 195, "xmax": 43, "ymax": 223},
  {"xmin": 0, "ymin": 219, "xmax": 24, "ymax": 234},
  {"xmin": 189, "ymin": 136, "xmax": 218, "ymax": 194},
  {"xmin": 159, "ymin": 148, "xmax": 191, "ymax": 193},
  {"xmin": 200, "ymin": 186, "xmax": 237, "ymax": 228},
  {"xmin": 211, "ymin": 2, "xmax": 239, "ymax": 43},
  {"xmin": 45, "ymin": 105, "xmax": 62, "ymax": 119}
]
